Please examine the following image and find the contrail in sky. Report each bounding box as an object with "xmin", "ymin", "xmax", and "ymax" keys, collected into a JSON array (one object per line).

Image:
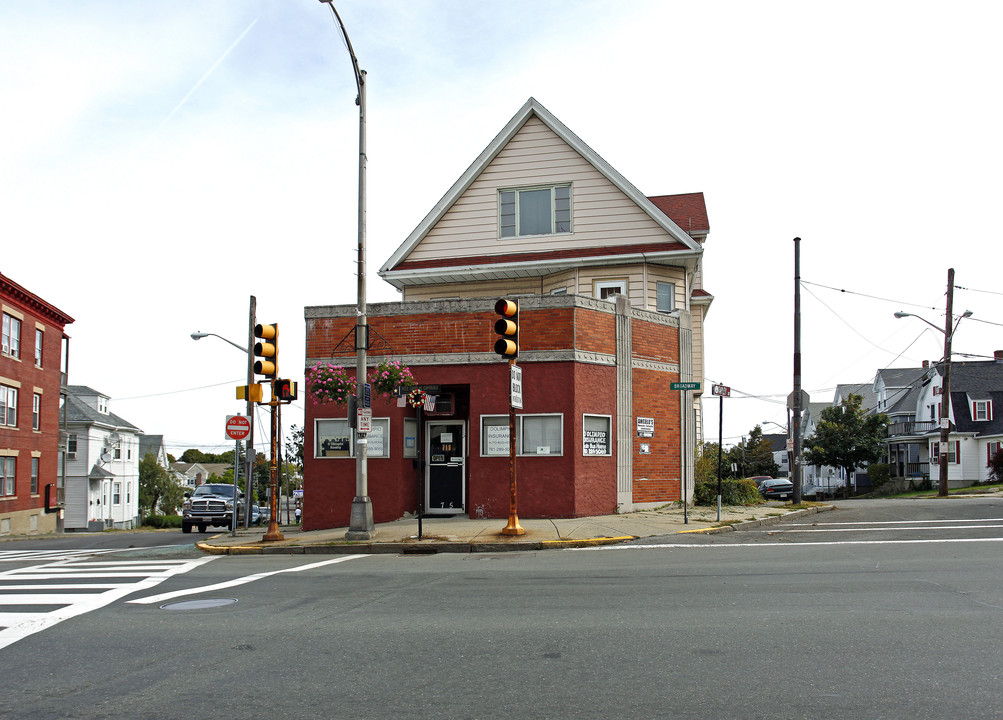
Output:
[{"xmin": 154, "ymin": 19, "xmax": 258, "ymax": 133}]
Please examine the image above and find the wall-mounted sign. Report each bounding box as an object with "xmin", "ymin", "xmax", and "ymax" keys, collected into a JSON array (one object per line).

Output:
[
  {"xmin": 583, "ymin": 429, "xmax": 609, "ymax": 456},
  {"xmin": 636, "ymin": 417, "xmax": 654, "ymax": 437},
  {"xmin": 639, "ymin": 443, "xmax": 651, "ymax": 454}
]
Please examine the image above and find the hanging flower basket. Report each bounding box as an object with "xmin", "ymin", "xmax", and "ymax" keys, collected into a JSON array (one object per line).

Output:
[
  {"xmin": 372, "ymin": 359, "xmax": 417, "ymax": 398},
  {"xmin": 306, "ymin": 362, "xmax": 356, "ymax": 406}
]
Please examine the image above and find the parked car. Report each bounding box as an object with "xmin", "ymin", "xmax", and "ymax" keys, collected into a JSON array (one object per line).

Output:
[
  {"xmin": 749, "ymin": 476, "xmax": 773, "ymax": 486},
  {"xmin": 181, "ymin": 483, "xmax": 246, "ymax": 533},
  {"xmin": 251, "ymin": 505, "xmax": 263, "ymax": 525},
  {"xmin": 758, "ymin": 478, "xmax": 794, "ymax": 501}
]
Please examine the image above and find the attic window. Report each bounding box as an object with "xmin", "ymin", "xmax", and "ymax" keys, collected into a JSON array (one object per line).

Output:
[
  {"xmin": 973, "ymin": 399, "xmax": 992, "ymax": 421},
  {"xmin": 499, "ymin": 185, "xmax": 571, "ymax": 238}
]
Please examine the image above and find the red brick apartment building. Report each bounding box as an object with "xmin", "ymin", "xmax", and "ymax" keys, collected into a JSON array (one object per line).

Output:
[
  {"xmin": 302, "ymin": 98, "xmax": 711, "ymax": 529},
  {"xmin": 1, "ymin": 273, "xmax": 73, "ymax": 535}
]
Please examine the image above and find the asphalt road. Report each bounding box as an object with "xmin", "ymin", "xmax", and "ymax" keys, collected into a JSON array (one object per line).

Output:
[{"xmin": 1, "ymin": 498, "xmax": 1002, "ymax": 719}]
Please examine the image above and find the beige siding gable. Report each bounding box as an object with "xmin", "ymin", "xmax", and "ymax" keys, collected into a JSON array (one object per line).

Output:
[{"xmin": 405, "ymin": 117, "xmax": 680, "ymax": 265}]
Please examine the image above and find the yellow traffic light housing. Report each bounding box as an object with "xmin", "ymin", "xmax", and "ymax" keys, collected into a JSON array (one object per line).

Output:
[
  {"xmin": 493, "ymin": 299, "xmax": 519, "ymax": 359},
  {"xmin": 254, "ymin": 323, "xmax": 278, "ymax": 379}
]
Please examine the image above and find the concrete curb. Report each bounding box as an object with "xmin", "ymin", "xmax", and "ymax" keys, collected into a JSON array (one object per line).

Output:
[{"xmin": 193, "ymin": 507, "xmax": 835, "ymax": 556}]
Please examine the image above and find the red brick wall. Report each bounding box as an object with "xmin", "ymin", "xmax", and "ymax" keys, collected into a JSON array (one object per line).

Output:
[
  {"xmin": 631, "ymin": 318, "xmax": 679, "ymax": 364},
  {"xmin": 631, "ymin": 366, "xmax": 681, "ymax": 503},
  {"xmin": 0, "ymin": 286, "xmax": 71, "ymax": 521}
]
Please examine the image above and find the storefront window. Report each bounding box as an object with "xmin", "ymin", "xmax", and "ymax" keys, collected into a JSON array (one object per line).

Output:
[
  {"xmin": 583, "ymin": 415, "xmax": 612, "ymax": 456},
  {"xmin": 315, "ymin": 418, "xmax": 390, "ymax": 458},
  {"xmin": 480, "ymin": 414, "xmax": 563, "ymax": 456}
]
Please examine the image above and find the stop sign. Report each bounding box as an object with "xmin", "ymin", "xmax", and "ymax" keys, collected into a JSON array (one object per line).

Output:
[{"xmin": 225, "ymin": 415, "xmax": 251, "ymax": 441}]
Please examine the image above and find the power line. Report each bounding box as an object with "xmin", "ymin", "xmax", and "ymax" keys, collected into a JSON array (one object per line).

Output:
[{"xmin": 800, "ymin": 279, "xmax": 939, "ymax": 311}]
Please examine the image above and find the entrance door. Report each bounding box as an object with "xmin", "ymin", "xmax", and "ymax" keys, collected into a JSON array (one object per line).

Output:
[{"xmin": 426, "ymin": 421, "xmax": 465, "ymax": 515}]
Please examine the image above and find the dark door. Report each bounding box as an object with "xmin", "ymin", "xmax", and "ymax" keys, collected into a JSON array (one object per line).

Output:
[{"xmin": 426, "ymin": 422, "xmax": 465, "ymax": 515}]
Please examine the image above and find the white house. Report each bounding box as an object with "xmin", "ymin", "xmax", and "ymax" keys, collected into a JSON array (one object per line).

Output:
[
  {"xmin": 62, "ymin": 386, "xmax": 141, "ymax": 530},
  {"xmin": 912, "ymin": 355, "xmax": 1003, "ymax": 489}
]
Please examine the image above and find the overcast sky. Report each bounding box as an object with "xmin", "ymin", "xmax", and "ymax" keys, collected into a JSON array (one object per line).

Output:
[{"xmin": 3, "ymin": 0, "xmax": 1001, "ymax": 459}]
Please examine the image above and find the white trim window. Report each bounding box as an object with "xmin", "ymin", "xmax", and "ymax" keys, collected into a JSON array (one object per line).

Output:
[
  {"xmin": 31, "ymin": 457, "xmax": 39, "ymax": 495},
  {"xmin": 0, "ymin": 385, "xmax": 17, "ymax": 427},
  {"xmin": 34, "ymin": 328, "xmax": 43, "ymax": 367},
  {"xmin": 656, "ymin": 282, "xmax": 675, "ymax": 313},
  {"xmin": 32, "ymin": 392, "xmax": 40, "ymax": 431},
  {"xmin": 499, "ymin": 185, "xmax": 571, "ymax": 238},
  {"xmin": 594, "ymin": 279, "xmax": 627, "ymax": 301},
  {"xmin": 481, "ymin": 414, "xmax": 563, "ymax": 456},
  {"xmin": 931, "ymin": 440, "xmax": 959, "ymax": 464},
  {"xmin": 2, "ymin": 313, "xmax": 20, "ymax": 359},
  {"xmin": 583, "ymin": 414, "xmax": 612, "ymax": 456},
  {"xmin": 972, "ymin": 399, "xmax": 993, "ymax": 422},
  {"xmin": 403, "ymin": 418, "xmax": 418, "ymax": 459}
]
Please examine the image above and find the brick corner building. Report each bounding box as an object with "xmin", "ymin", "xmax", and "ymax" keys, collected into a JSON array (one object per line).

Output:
[{"xmin": 303, "ymin": 98, "xmax": 711, "ymax": 529}]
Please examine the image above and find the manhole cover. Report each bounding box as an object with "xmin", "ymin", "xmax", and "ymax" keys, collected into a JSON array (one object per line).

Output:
[{"xmin": 160, "ymin": 598, "xmax": 238, "ymax": 610}]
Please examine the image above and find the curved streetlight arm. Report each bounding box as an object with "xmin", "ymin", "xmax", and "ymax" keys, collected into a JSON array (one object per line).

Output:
[{"xmin": 191, "ymin": 331, "xmax": 249, "ymax": 355}]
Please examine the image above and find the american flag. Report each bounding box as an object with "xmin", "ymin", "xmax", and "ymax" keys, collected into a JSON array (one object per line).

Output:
[{"xmin": 423, "ymin": 394, "xmax": 437, "ymax": 412}]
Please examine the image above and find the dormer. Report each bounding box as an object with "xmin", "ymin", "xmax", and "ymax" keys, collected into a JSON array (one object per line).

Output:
[{"xmin": 968, "ymin": 393, "xmax": 993, "ymax": 422}]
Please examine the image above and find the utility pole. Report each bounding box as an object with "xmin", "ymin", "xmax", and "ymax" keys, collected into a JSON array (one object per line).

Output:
[
  {"xmin": 938, "ymin": 268, "xmax": 955, "ymax": 498},
  {"xmin": 792, "ymin": 237, "xmax": 803, "ymax": 504}
]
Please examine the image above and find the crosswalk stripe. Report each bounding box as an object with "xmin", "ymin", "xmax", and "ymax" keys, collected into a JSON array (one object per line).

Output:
[{"xmin": 0, "ymin": 556, "xmax": 215, "ymax": 650}]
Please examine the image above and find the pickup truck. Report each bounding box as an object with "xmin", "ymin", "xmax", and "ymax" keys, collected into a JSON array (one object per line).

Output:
[{"xmin": 181, "ymin": 483, "xmax": 245, "ymax": 533}]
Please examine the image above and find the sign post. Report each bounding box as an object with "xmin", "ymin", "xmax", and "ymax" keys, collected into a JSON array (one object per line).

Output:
[
  {"xmin": 711, "ymin": 384, "xmax": 731, "ymax": 522},
  {"xmin": 670, "ymin": 382, "xmax": 701, "ymax": 523},
  {"xmin": 225, "ymin": 415, "xmax": 251, "ymax": 537}
]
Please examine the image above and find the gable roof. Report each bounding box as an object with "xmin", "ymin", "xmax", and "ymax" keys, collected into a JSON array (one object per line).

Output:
[
  {"xmin": 380, "ymin": 97, "xmax": 703, "ymax": 289},
  {"xmin": 64, "ymin": 386, "xmax": 141, "ymax": 432}
]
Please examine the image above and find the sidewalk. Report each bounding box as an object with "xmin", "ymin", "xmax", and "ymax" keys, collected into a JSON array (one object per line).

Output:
[{"xmin": 198, "ymin": 502, "xmax": 833, "ymax": 555}]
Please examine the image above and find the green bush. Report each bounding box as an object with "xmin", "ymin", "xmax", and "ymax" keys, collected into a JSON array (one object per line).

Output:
[
  {"xmin": 694, "ymin": 478, "xmax": 763, "ymax": 506},
  {"xmin": 143, "ymin": 514, "xmax": 183, "ymax": 529},
  {"xmin": 867, "ymin": 463, "xmax": 891, "ymax": 489}
]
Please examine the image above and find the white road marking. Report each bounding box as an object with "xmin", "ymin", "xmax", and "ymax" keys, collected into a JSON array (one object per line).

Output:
[
  {"xmin": 589, "ymin": 536, "xmax": 1003, "ymax": 550},
  {"xmin": 0, "ymin": 557, "xmax": 214, "ymax": 651},
  {"xmin": 127, "ymin": 554, "xmax": 366, "ymax": 605}
]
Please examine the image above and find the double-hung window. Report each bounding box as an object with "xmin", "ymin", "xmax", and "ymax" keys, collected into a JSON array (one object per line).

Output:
[
  {"xmin": 2, "ymin": 313, "xmax": 21, "ymax": 359},
  {"xmin": 656, "ymin": 282, "xmax": 676, "ymax": 313},
  {"xmin": 34, "ymin": 329, "xmax": 43, "ymax": 367},
  {"xmin": 499, "ymin": 185, "xmax": 571, "ymax": 238},
  {"xmin": 1, "ymin": 457, "xmax": 14, "ymax": 496},
  {"xmin": 973, "ymin": 400, "xmax": 992, "ymax": 421},
  {"xmin": 32, "ymin": 393, "xmax": 40, "ymax": 431},
  {"xmin": 0, "ymin": 385, "xmax": 17, "ymax": 427}
]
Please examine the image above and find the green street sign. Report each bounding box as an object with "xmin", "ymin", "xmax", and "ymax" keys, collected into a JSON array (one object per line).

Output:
[{"xmin": 670, "ymin": 382, "xmax": 701, "ymax": 390}]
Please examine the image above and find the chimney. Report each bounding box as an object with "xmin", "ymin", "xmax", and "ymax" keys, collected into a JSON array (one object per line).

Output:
[
  {"xmin": 995, "ymin": 351, "xmax": 1003, "ymax": 363},
  {"xmin": 922, "ymin": 360, "xmax": 929, "ymax": 369}
]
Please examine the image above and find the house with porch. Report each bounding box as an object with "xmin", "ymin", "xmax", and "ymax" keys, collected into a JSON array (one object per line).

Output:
[
  {"xmin": 911, "ymin": 354, "xmax": 1003, "ymax": 489},
  {"xmin": 303, "ymin": 98, "xmax": 711, "ymax": 529}
]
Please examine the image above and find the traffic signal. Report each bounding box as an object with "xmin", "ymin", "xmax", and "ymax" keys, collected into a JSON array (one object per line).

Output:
[
  {"xmin": 275, "ymin": 379, "xmax": 298, "ymax": 402},
  {"xmin": 254, "ymin": 323, "xmax": 278, "ymax": 379},
  {"xmin": 493, "ymin": 298, "xmax": 519, "ymax": 359}
]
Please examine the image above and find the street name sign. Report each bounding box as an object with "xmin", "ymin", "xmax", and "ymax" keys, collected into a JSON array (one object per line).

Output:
[
  {"xmin": 712, "ymin": 384, "xmax": 731, "ymax": 397},
  {"xmin": 670, "ymin": 382, "xmax": 701, "ymax": 391},
  {"xmin": 225, "ymin": 415, "xmax": 251, "ymax": 441}
]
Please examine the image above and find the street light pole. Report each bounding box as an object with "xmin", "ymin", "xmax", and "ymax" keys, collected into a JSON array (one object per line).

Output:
[
  {"xmin": 894, "ymin": 268, "xmax": 971, "ymax": 498},
  {"xmin": 319, "ymin": 1, "xmax": 375, "ymax": 539},
  {"xmin": 191, "ymin": 314, "xmax": 255, "ymax": 530}
]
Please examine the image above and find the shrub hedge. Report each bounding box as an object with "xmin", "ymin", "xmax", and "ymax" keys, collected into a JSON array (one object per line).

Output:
[
  {"xmin": 143, "ymin": 514, "xmax": 183, "ymax": 529},
  {"xmin": 694, "ymin": 478, "xmax": 763, "ymax": 506}
]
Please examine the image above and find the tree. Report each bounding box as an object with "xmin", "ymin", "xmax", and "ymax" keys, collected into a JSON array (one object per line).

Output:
[
  {"xmin": 139, "ymin": 452, "xmax": 184, "ymax": 516},
  {"xmin": 727, "ymin": 425, "xmax": 780, "ymax": 479},
  {"xmin": 803, "ymin": 394, "xmax": 888, "ymax": 494},
  {"xmin": 695, "ymin": 441, "xmax": 723, "ymax": 482},
  {"xmin": 285, "ymin": 424, "xmax": 304, "ymax": 473},
  {"xmin": 988, "ymin": 448, "xmax": 1003, "ymax": 483}
]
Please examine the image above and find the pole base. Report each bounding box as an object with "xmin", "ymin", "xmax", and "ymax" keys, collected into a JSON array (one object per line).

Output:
[
  {"xmin": 346, "ymin": 496, "xmax": 376, "ymax": 541},
  {"xmin": 262, "ymin": 520, "xmax": 285, "ymax": 542},
  {"xmin": 501, "ymin": 515, "xmax": 525, "ymax": 536}
]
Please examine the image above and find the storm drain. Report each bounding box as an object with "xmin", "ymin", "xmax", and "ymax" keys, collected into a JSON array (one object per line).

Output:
[{"xmin": 160, "ymin": 598, "xmax": 238, "ymax": 610}]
